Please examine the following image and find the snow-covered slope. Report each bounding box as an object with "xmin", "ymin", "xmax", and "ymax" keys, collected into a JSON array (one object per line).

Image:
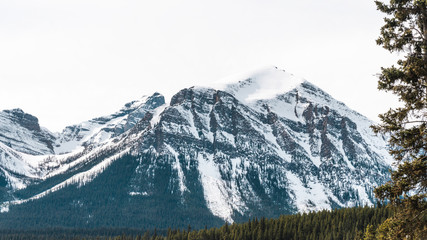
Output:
[
  {"xmin": 54, "ymin": 92, "xmax": 165, "ymax": 154},
  {"xmin": 0, "ymin": 66, "xmax": 392, "ymax": 229},
  {"xmin": 0, "ymin": 142, "xmax": 42, "ymax": 190},
  {"xmin": 0, "ymin": 109, "xmax": 55, "ymax": 155},
  {"xmin": 0, "ymin": 93, "xmax": 166, "ymax": 197},
  {"xmin": 214, "ymin": 65, "xmax": 305, "ymax": 104}
]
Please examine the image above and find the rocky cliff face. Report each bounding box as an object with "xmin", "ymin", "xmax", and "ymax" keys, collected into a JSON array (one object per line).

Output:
[
  {"xmin": 129, "ymin": 83, "xmax": 390, "ymax": 223},
  {"xmin": 0, "ymin": 67, "xmax": 392, "ymax": 229},
  {"xmin": 0, "ymin": 108, "xmax": 55, "ymax": 155}
]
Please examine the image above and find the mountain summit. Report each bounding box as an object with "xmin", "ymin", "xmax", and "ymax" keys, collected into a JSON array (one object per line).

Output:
[
  {"xmin": 213, "ymin": 66, "xmax": 305, "ymax": 103},
  {"xmin": 0, "ymin": 67, "xmax": 391, "ymax": 229}
]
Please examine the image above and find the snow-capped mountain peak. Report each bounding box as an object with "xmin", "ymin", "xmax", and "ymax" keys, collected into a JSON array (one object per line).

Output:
[
  {"xmin": 0, "ymin": 67, "xmax": 392, "ymax": 229},
  {"xmin": 213, "ymin": 66, "xmax": 305, "ymax": 104}
]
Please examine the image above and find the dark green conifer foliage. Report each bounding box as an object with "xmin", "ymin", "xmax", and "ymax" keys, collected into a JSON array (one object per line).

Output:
[
  {"xmin": 0, "ymin": 206, "xmax": 392, "ymax": 240},
  {"xmin": 372, "ymin": 0, "xmax": 427, "ymax": 239}
]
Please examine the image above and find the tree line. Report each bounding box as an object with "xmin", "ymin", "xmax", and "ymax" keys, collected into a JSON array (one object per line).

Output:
[{"xmin": 0, "ymin": 205, "xmax": 392, "ymax": 240}]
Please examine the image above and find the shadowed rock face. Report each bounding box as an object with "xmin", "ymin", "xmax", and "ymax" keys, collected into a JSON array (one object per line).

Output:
[
  {"xmin": 0, "ymin": 109, "xmax": 55, "ymax": 155},
  {"xmin": 3, "ymin": 109, "xmax": 40, "ymax": 132}
]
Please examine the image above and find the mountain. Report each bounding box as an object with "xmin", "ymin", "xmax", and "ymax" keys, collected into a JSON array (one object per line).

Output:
[
  {"xmin": 54, "ymin": 92, "xmax": 166, "ymax": 154},
  {"xmin": 0, "ymin": 108, "xmax": 55, "ymax": 155},
  {"xmin": 0, "ymin": 66, "xmax": 392, "ymax": 229}
]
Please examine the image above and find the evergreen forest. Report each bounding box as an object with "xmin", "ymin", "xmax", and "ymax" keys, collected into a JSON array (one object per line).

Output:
[{"xmin": 0, "ymin": 205, "xmax": 391, "ymax": 240}]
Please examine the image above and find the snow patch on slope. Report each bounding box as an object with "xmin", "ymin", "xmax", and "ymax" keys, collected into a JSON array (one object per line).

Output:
[
  {"xmin": 0, "ymin": 142, "xmax": 36, "ymax": 177},
  {"xmin": 166, "ymin": 144, "xmax": 187, "ymax": 194},
  {"xmin": 198, "ymin": 153, "xmax": 235, "ymax": 223},
  {"xmin": 150, "ymin": 104, "xmax": 167, "ymax": 127},
  {"xmin": 286, "ymin": 171, "xmax": 332, "ymax": 212},
  {"xmin": 354, "ymin": 185, "xmax": 372, "ymax": 206}
]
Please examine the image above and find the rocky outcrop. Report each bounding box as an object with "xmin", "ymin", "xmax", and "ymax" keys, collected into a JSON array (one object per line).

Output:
[{"xmin": 0, "ymin": 109, "xmax": 55, "ymax": 155}]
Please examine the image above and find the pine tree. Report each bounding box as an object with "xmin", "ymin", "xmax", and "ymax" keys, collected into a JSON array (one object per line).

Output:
[
  {"xmin": 363, "ymin": 224, "xmax": 376, "ymax": 240},
  {"xmin": 372, "ymin": 0, "xmax": 427, "ymax": 239}
]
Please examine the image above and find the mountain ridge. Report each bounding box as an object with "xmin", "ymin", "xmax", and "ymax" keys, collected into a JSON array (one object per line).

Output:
[{"xmin": 0, "ymin": 66, "xmax": 392, "ymax": 229}]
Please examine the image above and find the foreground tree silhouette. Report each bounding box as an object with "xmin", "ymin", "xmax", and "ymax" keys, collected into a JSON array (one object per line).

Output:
[{"xmin": 372, "ymin": 0, "xmax": 427, "ymax": 239}]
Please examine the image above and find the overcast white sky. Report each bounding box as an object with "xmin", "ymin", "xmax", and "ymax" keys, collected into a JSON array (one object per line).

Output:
[{"xmin": 0, "ymin": 0, "xmax": 400, "ymax": 132}]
